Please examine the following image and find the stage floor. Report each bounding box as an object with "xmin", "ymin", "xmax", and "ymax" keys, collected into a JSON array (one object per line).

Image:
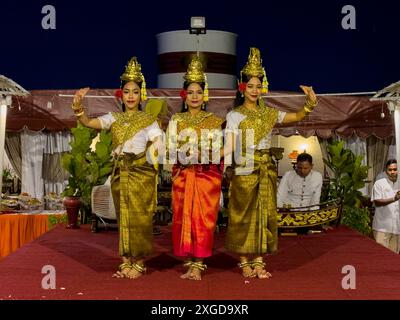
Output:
[{"xmin": 0, "ymin": 224, "xmax": 399, "ymax": 300}]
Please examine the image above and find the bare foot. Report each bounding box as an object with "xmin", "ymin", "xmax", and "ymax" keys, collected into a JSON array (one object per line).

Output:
[
  {"xmin": 188, "ymin": 267, "xmax": 202, "ymax": 281},
  {"xmin": 238, "ymin": 260, "xmax": 256, "ymax": 278},
  {"xmin": 126, "ymin": 267, "xmax": 144, "ymax": 279},
  {"xmin": 180, "ymin": 267, "xmax": 193, "ymax": 279},
  {"xmin": 181, "ymin": 261, "xmax": 206, "ymax": 281},
  {"xmin": 112, "ymin": 264, "xmax": 132, "ymax": 278},
  {"xmin": 241, "ymin": 265, "xmax": 256, "ymax": 278},
  {"xmin": 124, "ymin": 263, "xmax": 146, "ymax": 279},
  {"xmin": 112, "ymin": 271, "xmax": 124, "ymax": 278},
  {"xmin": 253, "ymin": 265, "xmax": 272, "ymax": 279}
]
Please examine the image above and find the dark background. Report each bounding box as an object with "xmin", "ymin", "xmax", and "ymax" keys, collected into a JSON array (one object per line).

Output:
[{"xmin": 1, "ymin": 0, "xmax": 399, "ymax": 93}]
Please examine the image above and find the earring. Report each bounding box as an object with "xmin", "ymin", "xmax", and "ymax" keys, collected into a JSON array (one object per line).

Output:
[
  {"xmin": 241, "ymin": 93, "xmax": 244, "ymax": 98},
  {"xmin": 201, "ymin": 103, "xmax": 206, "ymax": 110},
  {"xmin": 141, "ymin": 80, "xmax": 147, "ymax": 101},
  {"xmin": 262, "ymin": 68, "xmax": 268, "ymax": 94},
  {"xmin": 184, "ymin": 103, "xmax": 188, "ymax": 110}
]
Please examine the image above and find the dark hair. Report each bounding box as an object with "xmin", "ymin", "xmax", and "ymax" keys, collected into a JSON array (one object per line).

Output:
[
  {"xmin": 233, "ymin": 75, "xmax": 263, "ymax": 108},
  {"xmin": 297, "ymin": 153, "xmax": 313, "ymax": 164},
  {"xmin": 386, "ymin": 159, "xmax": 397, "ymax": 169},
  {"xmin": 120, "ymin": 80, "xmax": 142, "ymax": 112},
  {"xmin": 180, "ymin": 81, "xmax": 207, "ymax": 112}
]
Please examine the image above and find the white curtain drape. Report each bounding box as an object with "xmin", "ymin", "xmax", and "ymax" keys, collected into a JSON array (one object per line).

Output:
[
  {"xmin": 21, "ymin": 128, "xmax": 47, "ymax": 199},
  {"xmin": 43, "ymin": 131, "xmax": 72, "ymax": 195},
  {"xmin": 366, "ymin": 136, "xmax": 393, "ymax": 194},
  {"xmin": 21, "ymin": 129, "xmax": 72, "ymax": 200},
  {"xmin": 344, "ymin": 135, "xmax": 368, "ymax": 165},
  {"xmin": 387, "ymin": 141, "xmax": 396, "ymax": 162},
  {"xmin": 5, "ymin": 132, "xmax": 22, "ymax": 179}
]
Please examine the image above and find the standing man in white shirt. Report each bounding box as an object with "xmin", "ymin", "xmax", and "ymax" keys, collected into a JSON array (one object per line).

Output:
[
  {"xmin": 277, "ymin": 153, "xmax": 323, "ymax": 208},
  {"xmin": 371, "ymin": 159, "xmax": 400, "ymax": 254}
]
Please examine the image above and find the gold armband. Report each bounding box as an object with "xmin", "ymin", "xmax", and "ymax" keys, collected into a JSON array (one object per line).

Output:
[
  {"xmin": 303, "ymin": 99, "xmax": 317, "ymax": 114},
  {"xmin": 72, "ymin": 103, "xmax": 85, "ymax": 117},
  {"xmin": 74, "ymin": 110, "xmax": 85, "ymax": 117},
  {"xmin": 72, "ymin": 102, "xmax": 83, "ymax": 111}
]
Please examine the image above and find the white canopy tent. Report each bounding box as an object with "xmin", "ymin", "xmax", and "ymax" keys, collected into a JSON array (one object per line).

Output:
[
  {"xmin": 3, "ymin": 87, "xmax": 395, "ymax": 200},
  {"xmin": 0, "ymin": 75, "xmax": 29, "ymax": 197},
  {"xmin": 371, "ymin": 81, "xmax": 400, "ymax": 167}
]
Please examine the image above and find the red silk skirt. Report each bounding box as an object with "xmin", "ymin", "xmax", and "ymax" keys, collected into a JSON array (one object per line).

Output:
[{"xmin": 172, "ymin": 164, "xmax": 222, "ymax": 258}]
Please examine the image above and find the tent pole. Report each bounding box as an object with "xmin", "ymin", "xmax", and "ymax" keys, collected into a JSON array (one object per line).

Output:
[
  {"xmin": 0, "ymin": 103, "xmax": 7, "ymax": 198},
  {"xmin": 392, "ymin": 101, "xmax": 400, "ymax": 168}
]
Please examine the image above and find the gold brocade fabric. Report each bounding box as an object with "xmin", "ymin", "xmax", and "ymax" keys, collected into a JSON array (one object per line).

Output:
[
  {"xmin": 111, "ymin": 152, "xmax": 157, "ymax": 257},
  {"xmin": 168, "ymin": 111, "xmax": 224, "ymax": 153},
  {"xmin": 236, "ymin": 104, "xmax": 278, "ymax": 150},
  {"xmin": 173, "ymin": 111, "xmax": 224, "ymax": 134},
  {"xmin": 110, "ymin": 111, "xmax": 156, "ymax": 149},
  {"xmin": 225, "ymin": 150, "xmax": 278, "ymax": 254}
]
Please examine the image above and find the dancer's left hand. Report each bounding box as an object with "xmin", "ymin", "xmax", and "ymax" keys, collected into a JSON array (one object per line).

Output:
[{"xmin": 300, "ymin": 85, "xmax": 317, "ymax": 105}]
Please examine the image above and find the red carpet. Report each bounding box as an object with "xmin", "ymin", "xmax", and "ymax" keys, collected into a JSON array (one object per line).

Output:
[{"xmin": 0, "ymin": 224, "xmax": 399, "ymax": 300}]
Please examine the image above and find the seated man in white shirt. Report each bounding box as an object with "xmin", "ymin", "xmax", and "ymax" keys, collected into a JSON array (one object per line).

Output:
[
  {"xmin": 371, "ymin": 159, "xmax": 400, "ymax": 254},
  {"xmin": 277, "ymin": 153, "xmax": 323, "ymax": 209}
]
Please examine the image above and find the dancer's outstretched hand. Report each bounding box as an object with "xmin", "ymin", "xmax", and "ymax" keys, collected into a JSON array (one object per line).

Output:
[
  {"xmin": 300, "ymin": 85, "xmax": 317, "ymax": 105},
  {"xmin": 72, "ymin": 87, "xmax": 90, "ymax": 110}
]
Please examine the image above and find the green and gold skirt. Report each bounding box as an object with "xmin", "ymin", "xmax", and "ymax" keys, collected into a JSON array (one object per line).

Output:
[
  {"xmin": 225, "ymin": 150, "xmax": 278, "ymax": 255},
  {"xmin": 111, "ymin": 152, "xmax": 157, "ymax": 258}
]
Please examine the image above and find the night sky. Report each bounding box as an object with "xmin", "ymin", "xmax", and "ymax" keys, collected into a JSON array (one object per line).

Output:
[{"xmin": 1, "ymin": 0, "xmax": 399, "ymax": 93}]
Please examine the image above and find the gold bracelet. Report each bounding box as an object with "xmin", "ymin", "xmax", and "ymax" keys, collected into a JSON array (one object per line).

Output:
[
  {"xmin": 72, "ymin": 102, "xmax": 83, "ymax": 111},
  {"xmin": 73, "ymin": 106, "xmax": 83, "ymax": 113},
  {"xmin": 74, "ymin": 110, "xmax": 85, "ymax": 117},
  {"xmin": 306, "ymin": 99, "xmax": 317, "ymax": 107},
  {"xmin": 303, "ymin": 105, "xmax": 313, "ymax": 114},
  {"xmin": 71, "ymin": 102, "xmax": 85, "ymax": 117},
  {"xmin": 303, "ymin": 100, "xmax": 317, "ymax": 114}
]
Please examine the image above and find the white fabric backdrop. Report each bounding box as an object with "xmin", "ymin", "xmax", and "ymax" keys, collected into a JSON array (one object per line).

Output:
[
  {"xmin": 21, "ymin": 129, "xmax": 72, "ymax": 200},
  {"xmin": 21, "ymin": 128, "xmax": 47, "ymax": 199},
  {"xmin": 43, "ymin": 131, "xmax": 72, "ymax": 195}
]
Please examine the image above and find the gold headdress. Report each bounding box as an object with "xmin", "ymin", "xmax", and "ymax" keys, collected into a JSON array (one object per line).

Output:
[
  {"xmin": 183, "ymin": 56, "xmax": 209, "ymax": 102},
  {"xmin": 240, "ymin": 47, "xmax": 269, "ymax": 94},
  {"xmin": 120, "ymin": 56, "xmax": 147, "ymax": 101}
]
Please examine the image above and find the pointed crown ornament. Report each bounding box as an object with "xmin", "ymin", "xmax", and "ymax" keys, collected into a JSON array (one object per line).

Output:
[
  {"xmin": 183, "ymin": 56, "xmax": 209, "ymax": 102},
  {"xmin": 120, "ymin": 56, "xmax": 147, "ymax": 101},
  {"xmin": 240, "ymin": 47, "xmax": 269, "ymax": 94}
]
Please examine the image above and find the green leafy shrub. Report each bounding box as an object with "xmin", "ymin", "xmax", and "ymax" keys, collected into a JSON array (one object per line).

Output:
[
  {"xmin": 61, "ymin": 123, "xmax": 113, "ymax": 223},
  {"xmin": 2, "ymin": 167, "xmax": 14, "ymax": 182},
  {"xmin": 323, "ymin": 139, "xmax": 371, "ymax": 235}
]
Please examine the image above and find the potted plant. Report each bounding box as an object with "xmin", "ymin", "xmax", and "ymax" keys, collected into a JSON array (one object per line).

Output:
[
  {"xmin": 322, "ymin": 139, "xmax": 371, "ymax": 235},
  {"xmin": 61, "ymin": 123, "xmax": 113, "ymax": 228},
  {"xmin": 2, "ymin": 167, "xmax": 15, "ymax": 194}
]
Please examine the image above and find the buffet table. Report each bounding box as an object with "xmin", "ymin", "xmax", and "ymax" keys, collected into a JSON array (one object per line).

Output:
[{"xmin": 0, "ymin": 211, "xmax": 66, "ymax": 259}]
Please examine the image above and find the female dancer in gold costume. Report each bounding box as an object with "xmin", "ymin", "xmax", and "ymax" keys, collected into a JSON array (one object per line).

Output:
[
  {"xmin": 71, "ymin": 57, "xmax": 163, "ymax": 279},
  {"xmin": 224, "ymin": 48, "xmax": 317, "ymax": 279},
  {"xmin": 169, "ymin": 56, "xmax": 224, "ymax": 280}
]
